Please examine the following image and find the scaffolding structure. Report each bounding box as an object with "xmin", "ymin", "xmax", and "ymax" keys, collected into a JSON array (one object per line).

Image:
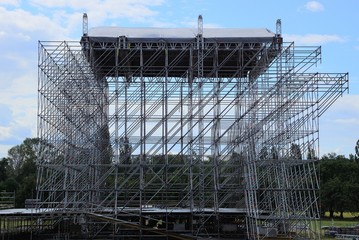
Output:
[{"xmin": 36, "ymin": 17, "xmax": 348, "ymax": 239}]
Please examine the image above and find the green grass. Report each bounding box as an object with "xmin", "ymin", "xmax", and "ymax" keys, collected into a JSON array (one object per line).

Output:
[
  {"xmin": 307, "ymin": 213, "xmax": 359, "ymax": 240},
  {"xmin": 323, "ymin": 212, "xmax": 359, "ymax": 218},
  {"xmin": 320, "ymin": 219, "xmax": 359, "ymax": 228},
  {"xmin": 316, "ymin": 217, "xmax": 359, "ymax": 240}
]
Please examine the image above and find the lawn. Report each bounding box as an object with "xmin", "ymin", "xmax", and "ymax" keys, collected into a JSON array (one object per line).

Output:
[
  {"xmin": 323, "ymin": 212, "xmax": 359, "ymax": 218},
  {"xmin": 317, "ymin": 214, "xmax": 359, "ymax": 239},
  {"xmin": 320, "ymin": 219, "xmax": 359, "ymax": 228}
]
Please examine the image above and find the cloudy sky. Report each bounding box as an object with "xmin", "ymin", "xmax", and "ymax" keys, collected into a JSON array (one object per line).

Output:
[{"xmin": 0, "ymin": 0, "xmax": 358, "ymax": 157}]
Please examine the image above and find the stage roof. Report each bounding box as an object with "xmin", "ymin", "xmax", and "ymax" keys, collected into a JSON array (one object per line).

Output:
[
  {"xmin": 88, "ymin": 26, "xmax": 275, "ymax": 42},
  {"xmin": 82, "ymin": 26, "xmax": 280, "ymax": 78}
]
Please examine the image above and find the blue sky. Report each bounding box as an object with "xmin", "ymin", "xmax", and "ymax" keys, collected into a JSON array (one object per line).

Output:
[{"xmin": 0, "ymin": 0, "xmax": 358, "ymax": 157}]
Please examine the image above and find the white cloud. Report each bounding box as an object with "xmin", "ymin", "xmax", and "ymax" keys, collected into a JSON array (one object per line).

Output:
[
  {"xmin": 333, "ymin": 118, "xmax": 359, "ymax": 125},
  {"xmin": 0, "ymin": 31, "xmax": 6, "ymax": 39},
  {"xmin": 5, "ymin": 53, "xmax": 32, "ymax": 69},
  {"xmin": 30, "ymin": 0, "xmax": 164, "ymax": 9},
  {"xmin": 0, "ymin": 71, "xmax": 38, "ymax": 144},
  {"xmin": 16, "ymin": 32, "xmax": 31, "ymax": 41},
  {"xmin": 180, "ymin": 20, "xmax": 220, "ymax": 29},
  {"xmin": 0, "ymin": 0, "xmax": 20, "ymax": 7},
  {"xmin": 0, "ymin": 6, "xmax": 69, "ymax": 40},
  {"xmin": 320, "ymin": 95, "xmax": 359, "ymax": 156},
  {"xmin": 0, "ymin": 11, "xmax": 77, "ymax": 128},
  {"xmin": 29, "ymin": 0, "xmax": 165, "ymax": 26},
  {"xmin": 284, "ymin": 34, "xmax": 346, "ymax": 45},
  {"xmin": 0, "ymin": 126, "xmax": 12, "ymax": 140},
  {"xmin": 304, "ymin": 1, "xmax": 324, "ymax": 12},
  {"xmin": 325, "ymin": 95, "xmax": 359, "ymax": 112},
  {"xmin": 0, "ymin": 144, "xmax": 14, "ymax": 158}
]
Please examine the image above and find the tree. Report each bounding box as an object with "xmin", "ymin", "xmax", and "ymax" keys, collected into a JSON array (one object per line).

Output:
[
  {"xmin": 320, "ymin": 153, "xmax": 359, "ymax": 218},
  {"xmin": 259, "ymin": 146, "xmax": 269, "ymax": 160},
  {"xmin": 0, "ymin": 158, "xmax": 9, "ymax": 182},
  {"xmin": 96, "ymin": 124, "xmax": 112, "ymax": 165},
  {"xmin": 0, "ymin": 138, "xmax": 41, "ymax": 207},
  {"xmin": 0, "ymin": 158, "xmax": 17, "ymax": 191},
  {"xmin": 271, "ymin": 146, "xmax": 278, "ymax": 160},
  {"xmin": 355, "ymin": 139, "xmax": 359, "ymax": 159},
  {"xmin": 290, "ymin": 143, "xmax": 302, "ymax": 160},
  {"xmin": 307, "ymin": 145, "xmax": 317, "ymax": 160},
  {"xmin": 119, "ymin": 136, "xmax": 132, "ymax": 164}
]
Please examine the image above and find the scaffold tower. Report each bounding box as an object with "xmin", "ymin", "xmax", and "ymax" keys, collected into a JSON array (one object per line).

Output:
[{"xmin": 36, "ymin": 15, "xmax": 348, "ymax": 239}]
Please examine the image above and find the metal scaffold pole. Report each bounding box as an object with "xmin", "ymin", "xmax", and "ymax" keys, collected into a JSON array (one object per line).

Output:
[{"xmin": 36, "ymin": 16, "xmax": 349, "ymax": 239}]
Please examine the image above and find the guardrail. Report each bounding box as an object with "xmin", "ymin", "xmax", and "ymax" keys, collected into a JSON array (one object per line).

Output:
[{"xmin": 0, "ymin": 191, "xmax": 15, "ymax": 209}]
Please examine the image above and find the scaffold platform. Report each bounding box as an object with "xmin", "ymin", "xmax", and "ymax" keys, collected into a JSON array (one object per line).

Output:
[{"xmin": 33, "ymin": 15, "xmax": 348, "ymax": 239}]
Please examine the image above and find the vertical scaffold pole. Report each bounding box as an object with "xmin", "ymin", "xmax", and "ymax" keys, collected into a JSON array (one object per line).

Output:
[
  {"xmin": 164, "ymin": 42, "xmax": 169, "ymax": 231},
  {"xmin": 212, "ymin": 42, "xmax": 220, "ymax": 238},
  {"xmin": 196, "ymin": 14, "xmax": 205, "ymax": 235},
  {"xmin": 83, "ymin": 13, "xmax": 88, "ymax": 36},
  {"xmin": 139, "ymin": 45, "xmax": 144, "ymax": 237},
  {"xmin": 188, "ymin": 46, "xmax": 194, "ymax": 234}
]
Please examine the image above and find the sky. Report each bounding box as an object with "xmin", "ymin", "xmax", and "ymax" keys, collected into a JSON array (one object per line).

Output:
[{"xmin": 0, "ymin": 0, "xmax": 358, "ymax": 158}]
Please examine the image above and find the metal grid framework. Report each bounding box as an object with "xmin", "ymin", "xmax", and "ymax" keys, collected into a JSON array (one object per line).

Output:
[{"xmin": 36, "ymin": 24, "xmax": 348, "ymax": 239}]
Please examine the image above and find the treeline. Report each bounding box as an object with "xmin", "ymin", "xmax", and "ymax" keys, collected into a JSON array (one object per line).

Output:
[
  {"xmin": 1, "ymin": 138, "xmax": 359, "ymax": 215},
  {"xmin": 320, "ymin": 153, "xmax": 359, "ymax": 218},
  {"xmin": 0, "ymin": 138, "xmax": 38, "ymax": 207}
]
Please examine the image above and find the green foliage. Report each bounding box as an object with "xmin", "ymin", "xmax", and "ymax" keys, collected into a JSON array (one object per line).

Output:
[
  {"xmin": 1, "ymin": 136, "xmax": 359, "ymax": 213},
  {"xmin": 0, "ymin": 158, "xmax": 9, "ymax": 181},
  {"xmin": 0, "ymin": 138, "xmax": 40, "ymax": 207},
  {"xmin": 118, "ymin": 136, "xmax": 131, "ymax": 164},
  {"xmin": 290, "ymin": 143, "xmax": 302, "ymax": 160},
  {"xmin": 320, "ymin": 153, "xmax": 359, "ymax": 218},
  {"xmin": 307, "ymin": 146, "xmax": 317, "ymax": 160}
]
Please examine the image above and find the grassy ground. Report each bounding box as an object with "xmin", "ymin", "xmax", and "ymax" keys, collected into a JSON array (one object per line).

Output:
[
  {"xmin": 323, "ymin": 212, "xmax": 359, "ymax": 218},
  {"xmin": 317, "ymin": 213, "xmax": 359, "ymax": 239},
  {"xmin": 320, "ymin": 219, "xmax": 359, "ymax": 228}
]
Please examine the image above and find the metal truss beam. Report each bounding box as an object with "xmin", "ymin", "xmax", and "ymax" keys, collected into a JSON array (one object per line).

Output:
[{"xmin": 36, "ymin": 34, "xmax": 348, "ymax": 239}]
